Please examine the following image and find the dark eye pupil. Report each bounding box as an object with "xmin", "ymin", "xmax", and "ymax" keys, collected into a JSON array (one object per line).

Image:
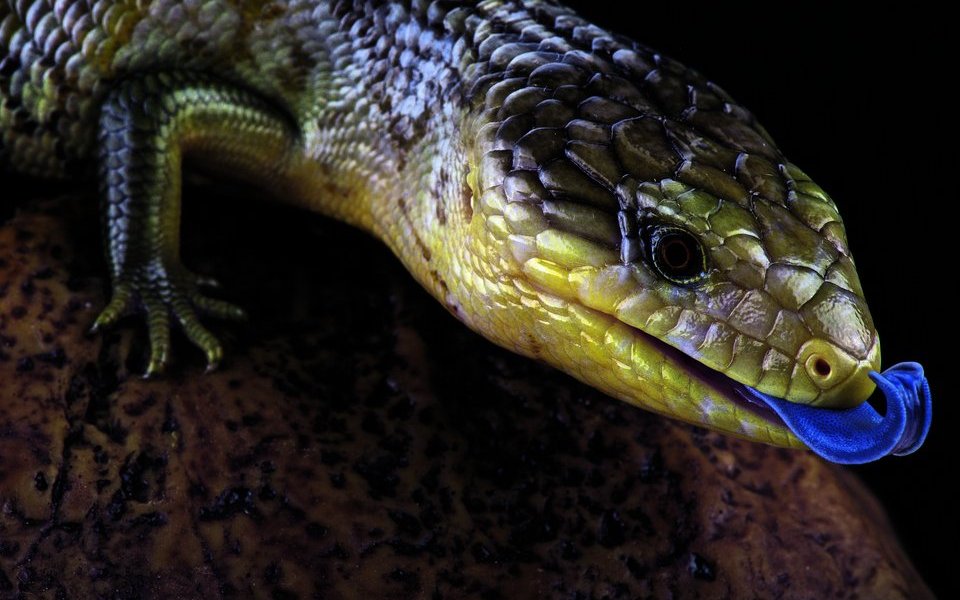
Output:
[
  {"xmin": 659, "ymin": 236, "xmax": 691, "ymax": 270},
  {"xmin": 647, "ymin": 227, "xmax": 706, "ymax": 284}
]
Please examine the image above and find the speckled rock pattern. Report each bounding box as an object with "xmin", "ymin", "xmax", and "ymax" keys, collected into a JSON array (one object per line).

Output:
[{"xmin": 0, "ymin": 189, "xmax": 931, "ymax": 599}]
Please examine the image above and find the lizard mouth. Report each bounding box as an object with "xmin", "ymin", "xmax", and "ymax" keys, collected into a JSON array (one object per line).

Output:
[
  {"xmin": 629, "ymin": 323, "xmax": 788, "ymax": 431},
  {"xmin": 633, "ymin": 324, "xmax": 932, "ymax": 464}
]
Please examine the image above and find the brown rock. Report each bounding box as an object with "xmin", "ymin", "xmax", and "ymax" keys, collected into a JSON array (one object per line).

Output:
[{"xmin": 0, "ymin": 190, "xmax": 932, "ymax": 599}]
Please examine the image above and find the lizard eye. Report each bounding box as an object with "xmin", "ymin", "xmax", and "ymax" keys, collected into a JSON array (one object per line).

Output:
[{"xmin": 646, "ymin": 225, "xmax": 707, "ymax": 284}]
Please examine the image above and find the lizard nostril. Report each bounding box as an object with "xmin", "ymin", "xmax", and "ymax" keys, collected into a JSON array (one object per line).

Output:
[
  {"xmin": 804, "ymin": 352, "xmax": 836, "ymax": 385},
  {"xmin": 814, "ymin": 357, "xmax": 832, "ymax": 378}
]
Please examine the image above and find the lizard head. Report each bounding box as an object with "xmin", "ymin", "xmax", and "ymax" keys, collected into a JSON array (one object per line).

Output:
[{"xmin": 456, "ymin": 36, "xmax": 880, "ymax": 445}]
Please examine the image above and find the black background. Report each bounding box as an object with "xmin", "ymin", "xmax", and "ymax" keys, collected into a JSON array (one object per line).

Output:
[
  {"xmin": 4, "ymin": 3, "xmax": 955, "ymax": 596},
  {"xmin": 563, "ymin": 2, "xmax": 954, "ymax": 596}
]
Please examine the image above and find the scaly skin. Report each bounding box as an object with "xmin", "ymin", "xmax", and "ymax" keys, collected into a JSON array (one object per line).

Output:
[{"xmin": 0, "ymin": 1, "xmax": 881, "ymax": 447}]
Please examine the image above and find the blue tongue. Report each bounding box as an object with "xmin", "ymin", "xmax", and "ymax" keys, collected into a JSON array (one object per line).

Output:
[{"xmin": 742, "ymin": 362, "xmax": 932, "ymax": 464}]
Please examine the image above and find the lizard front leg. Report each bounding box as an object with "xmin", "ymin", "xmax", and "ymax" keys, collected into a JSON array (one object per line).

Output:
[{"xmin": 92, "ymin": 72, "xmax": 299, "ymax": 376}]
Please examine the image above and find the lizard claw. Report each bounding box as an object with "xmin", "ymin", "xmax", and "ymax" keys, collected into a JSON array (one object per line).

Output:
[
  {"xmin": 90, "ymin": 284, "xmax": 132, "ymax": 333},
  {"xmin": 171, "ymin": 295, "xmax": 225, "ymax": 371},
  {"xmin": 144, "ymin": 353, "xmax": 168, "ymax": 379},
  {"xmin": 192, "ymin": 296, "xmax": 247, "ymax": 321},
  {"xmin": 190, "ymin": 273, "xmax": 223, "ymax": 290},
  {"xmin": 143, "ymin": 296, "xmax": 170, "ymax": 378}
]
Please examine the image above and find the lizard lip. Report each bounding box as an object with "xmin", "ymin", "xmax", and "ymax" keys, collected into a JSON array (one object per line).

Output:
[{"xmin": 627, "ymin": 324, "xmax": 786, "ymax": 428}]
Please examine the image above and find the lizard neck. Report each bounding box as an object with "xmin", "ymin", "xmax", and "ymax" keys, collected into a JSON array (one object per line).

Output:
[{"xmin": 285, "ymin": 2, "xmax": 535, "ymax": 322}]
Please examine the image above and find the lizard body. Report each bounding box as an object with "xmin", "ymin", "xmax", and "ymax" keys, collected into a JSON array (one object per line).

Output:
[{"xmin": 3, "ymin": 1, "xmax": 909, "ymax": 451}]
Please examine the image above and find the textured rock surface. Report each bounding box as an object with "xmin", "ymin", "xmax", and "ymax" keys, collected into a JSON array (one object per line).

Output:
[{"xmin": 0, "ymin": 190, "xmax": 932, "ymax": 599}]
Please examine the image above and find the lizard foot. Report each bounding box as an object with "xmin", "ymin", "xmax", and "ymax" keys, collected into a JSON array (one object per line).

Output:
[{"xmin": 91, "ymin": 265, "xmax": 246, "ymax": 377}]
